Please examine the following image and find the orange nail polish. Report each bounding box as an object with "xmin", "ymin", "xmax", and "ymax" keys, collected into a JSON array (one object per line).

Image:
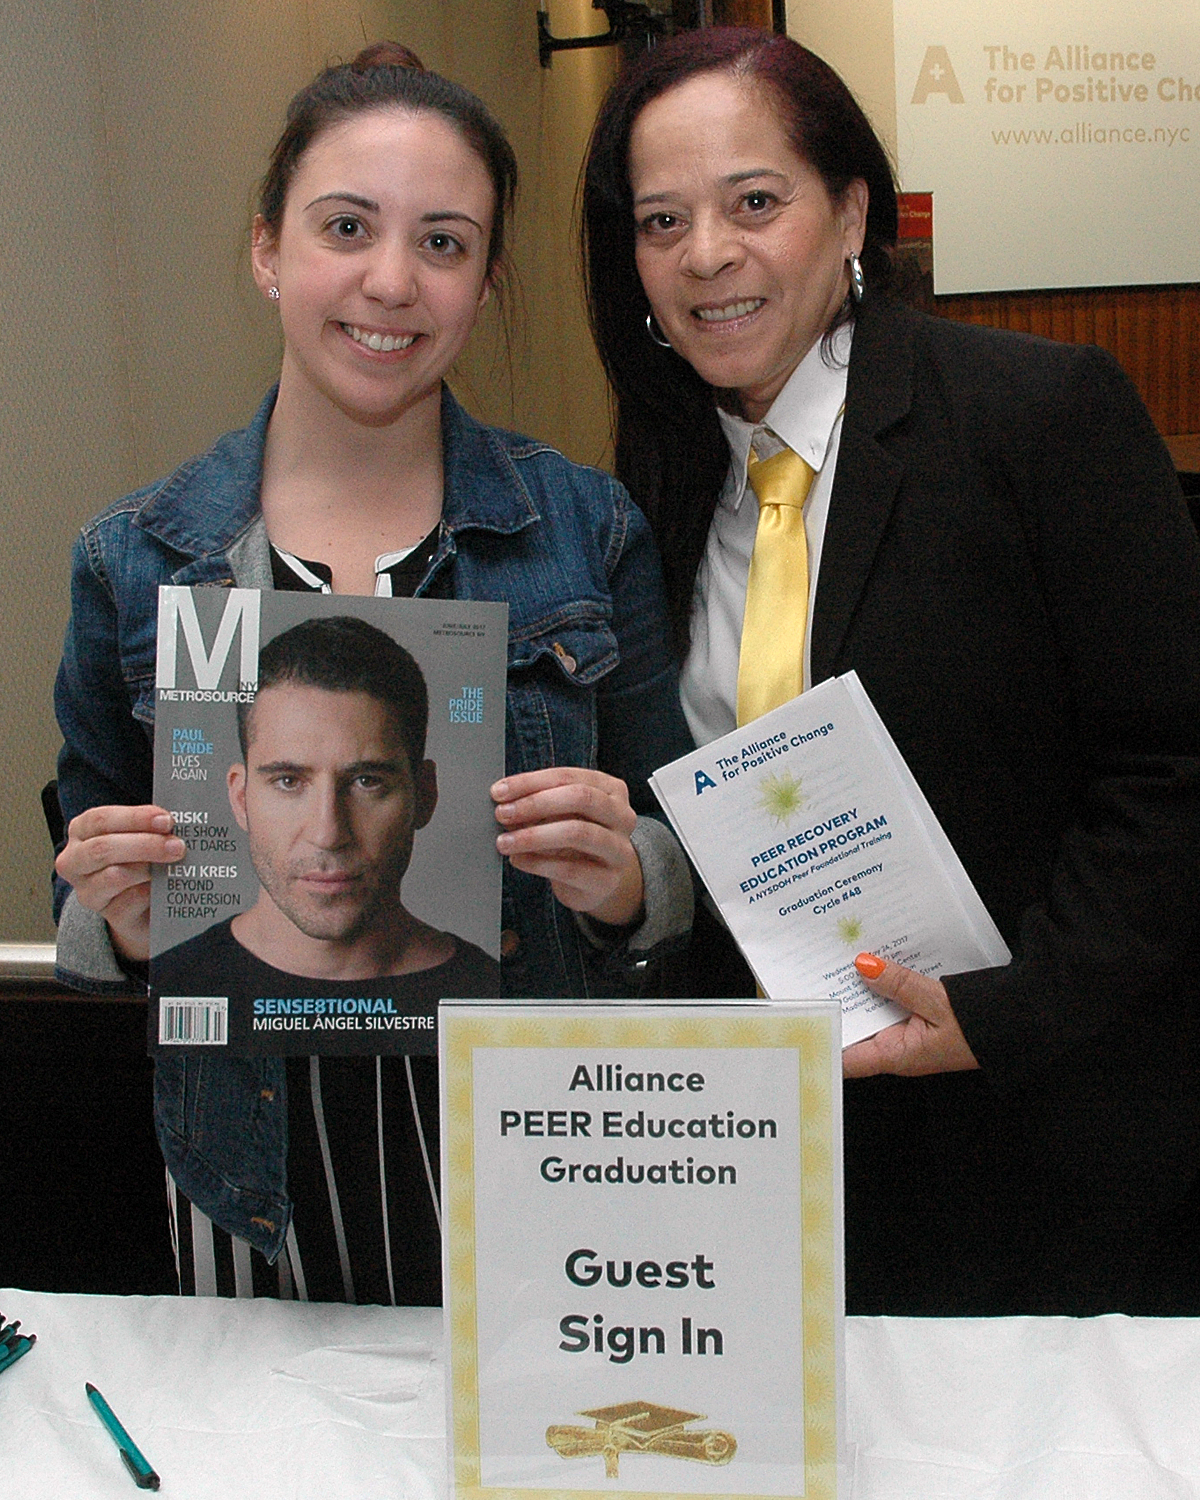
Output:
[{"xmin": 855, "ymin": 952, "xmax": 886, "ymax": 980}]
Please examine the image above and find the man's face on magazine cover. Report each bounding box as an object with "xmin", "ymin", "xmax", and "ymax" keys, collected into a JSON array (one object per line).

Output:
[{"xmin": 227, "ymin": 682, "xmax": 437, "ymax": 946}]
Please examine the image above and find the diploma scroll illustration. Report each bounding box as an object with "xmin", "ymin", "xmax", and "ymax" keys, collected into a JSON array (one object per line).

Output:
[{"xmin": 546, "ymin": 1402, "xmax": 737, "ymax": 1479}]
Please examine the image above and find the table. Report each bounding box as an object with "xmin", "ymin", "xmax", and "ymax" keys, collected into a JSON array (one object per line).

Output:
[{"xmin": 2, "ymin": 1288, "xmax": 1198, "ymax": 1498}]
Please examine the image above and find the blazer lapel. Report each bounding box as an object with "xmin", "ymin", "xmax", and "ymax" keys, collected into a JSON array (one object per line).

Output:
[{"xmin": 810, "ymin": 295, "xmax": 918, "ymax": 684}]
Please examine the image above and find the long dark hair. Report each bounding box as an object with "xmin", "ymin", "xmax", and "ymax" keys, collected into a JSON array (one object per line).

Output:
[
  {"xmin": 259, "ymin": 41, "xmax": 518, "ymax": 285},
  {"xmin": 582, "ymin": 29, "xmax": 897, "ymax": 651}
]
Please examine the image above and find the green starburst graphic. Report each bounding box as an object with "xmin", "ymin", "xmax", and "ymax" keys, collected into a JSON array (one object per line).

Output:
[
  {"xmin": 756, "ymin": 770, "xmax": 807, "ymax": 826},
  {"xmin": 836, "ymin": 915, "xmax": 864, "ymax": 944}
]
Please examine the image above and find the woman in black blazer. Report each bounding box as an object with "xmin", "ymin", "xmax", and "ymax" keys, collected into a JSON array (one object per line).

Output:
[{"xmin": 582, "ymin": 27, "xmax": 1200, "ymax": 1314}]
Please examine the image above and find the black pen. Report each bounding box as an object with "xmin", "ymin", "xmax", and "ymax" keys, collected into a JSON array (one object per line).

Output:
[{"xmin": 85, "ymin": 1383, "xmax": 161, "ymax": 1490}]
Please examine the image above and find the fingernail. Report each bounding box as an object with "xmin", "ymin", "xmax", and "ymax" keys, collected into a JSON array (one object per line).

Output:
[
  {"xmin": 491, "ymin": 780, "xmax": 509, "ymax": 800},
  {"xmin": 166, "ymin": 837, "xmax": 186, "ymax": 856},
  {"xmin": 496, "ymin": 834, "xmax": 514, "ymax": 853},
  {"xmin": 855, "ymin": 952, "xmax": 886, "ymax": 980},
  {"xmin": 151, "ymin": 813, "xmax": 174, "ymax": 832}
]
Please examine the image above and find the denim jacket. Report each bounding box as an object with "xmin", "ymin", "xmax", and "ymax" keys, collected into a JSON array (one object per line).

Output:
[{"xmin": 54, "ymin": 386, "xmax": 693, "ymax": 1259}]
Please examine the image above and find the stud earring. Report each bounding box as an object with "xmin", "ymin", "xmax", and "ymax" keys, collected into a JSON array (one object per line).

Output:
[
  {"xmin": 645, "ymin": 312, "xmax": 672, "ymax": 349},
  {"xmin": 848, "ymin": 253, "xmax": 865, "ymax": 304},
  {"xmin": 267, "ymin": 286, "xmax": 280, "ymax": 302}
]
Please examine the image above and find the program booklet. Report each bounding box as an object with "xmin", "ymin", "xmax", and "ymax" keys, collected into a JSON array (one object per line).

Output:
[
  {"xmin": 649, "ymin": 672, "xmax": 1011, "ymax": 1047},
  {"xmin": 148, "ymin": 587, "xmax": 506, "ymax": 1057}
]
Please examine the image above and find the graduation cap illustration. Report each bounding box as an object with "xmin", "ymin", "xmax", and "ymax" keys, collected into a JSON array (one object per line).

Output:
[{"xmin": 546, "ymin": 1401, "xmax": 737, "ymax": 1478}]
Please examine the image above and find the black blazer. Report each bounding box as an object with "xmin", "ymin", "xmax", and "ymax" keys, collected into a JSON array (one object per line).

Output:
[{"xmin": 804, "ymin": 294, "xmax": 1200, "ymax": 1311}]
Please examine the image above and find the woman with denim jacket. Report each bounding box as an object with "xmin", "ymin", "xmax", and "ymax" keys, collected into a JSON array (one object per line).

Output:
[{"xmin": 53, "ymin": 44, "xmax": 692, "ymax": 1302}]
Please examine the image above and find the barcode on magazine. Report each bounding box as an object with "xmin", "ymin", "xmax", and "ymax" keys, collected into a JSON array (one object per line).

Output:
[{"xmin": 159, "ymin": 997, "xmax": 229, "ymax": 1046}]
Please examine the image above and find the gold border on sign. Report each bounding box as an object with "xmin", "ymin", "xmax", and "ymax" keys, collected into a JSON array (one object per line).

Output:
[{"xmin": 443, "ymin": 1009, "xmax": 837, "ymax": 1500}]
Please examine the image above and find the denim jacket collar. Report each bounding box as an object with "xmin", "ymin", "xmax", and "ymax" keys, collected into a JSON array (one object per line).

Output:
[
  {"xmin": 131, "ymin": 385, "xmax": 542, "ymax": 565},
  {"xmin": 132, "ymin": 389, "xmax": 273, "ymax": 561},
  {"xmin": 440, "ymin": 388, "xmax": 543, "ymax": 536}
]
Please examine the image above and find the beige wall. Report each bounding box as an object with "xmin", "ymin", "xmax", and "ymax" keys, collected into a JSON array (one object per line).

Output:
[
  {"xmin": 786, "ymin": 0, "xmax": 898, "ymax": 159},
  {"xmin": 0, "ymin": 0, "xmax": 615, "ymax": 941}
]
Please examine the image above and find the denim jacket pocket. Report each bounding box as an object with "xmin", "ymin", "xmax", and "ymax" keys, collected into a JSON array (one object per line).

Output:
[
  {"xmin": 507, "ymin": 611, "xmax": 619, "ymax": 685},
  {"xmin": 154, "ymin": 1050, "xmax": 290, "ymax": 1260},
  {"xmin": 130, "ymin": 674, "xmax": 156, "ymax": 729},
  {"xmin": 506, "ymin": 613, "xmax": 619, "ymax": 777}
]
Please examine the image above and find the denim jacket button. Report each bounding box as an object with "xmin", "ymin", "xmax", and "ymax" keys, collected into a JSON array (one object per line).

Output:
[
  {"xmin": 552, "ymin": 641, "xmax": 577, "ymax": 673},
  {"xmin": 500, "ymin": 929, "xmax": 520, "ymax": 958}
]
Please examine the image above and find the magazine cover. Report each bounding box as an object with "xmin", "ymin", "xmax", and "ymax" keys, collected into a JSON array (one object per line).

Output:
[{"xmin": 148, "ymin": 587, "xmax": 506, "ymax": 1057}]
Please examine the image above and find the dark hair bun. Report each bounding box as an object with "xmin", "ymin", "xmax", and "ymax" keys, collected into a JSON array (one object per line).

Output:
[
  {"xmin": 350, "ymin": 41, "xmax": 425, "ymax": 73},
  {"xmin": 259, "ymin": 41, "xmax": 516, "ymax": 276}
]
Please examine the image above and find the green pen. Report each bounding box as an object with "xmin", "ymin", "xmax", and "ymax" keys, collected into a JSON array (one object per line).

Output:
[
  {"xmin": 0, "ymin": 1335, "xmax": 35, "ymax": 1374},
  {"xmin": 85, "ymin": 1382, "xmax": 161, "ymax": 1491}
]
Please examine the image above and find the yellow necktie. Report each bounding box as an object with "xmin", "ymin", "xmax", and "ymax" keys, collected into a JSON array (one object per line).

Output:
[{"xmin": 736, "ymin": 445, "xmax": 815, "ymax": 727}]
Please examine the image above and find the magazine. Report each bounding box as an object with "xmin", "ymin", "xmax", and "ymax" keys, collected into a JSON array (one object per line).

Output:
[
  {"xmin": 649, "ymin": 672, "xmax": 1011, "ymax": 1046},
  {"xmin": 148, "ymin": 587, "xmax": 506, "ymax": 1056}
]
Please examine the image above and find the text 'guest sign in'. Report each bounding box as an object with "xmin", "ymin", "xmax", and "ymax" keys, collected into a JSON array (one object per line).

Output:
[{"xmin": 440, "ymin": 1002, "xmax": 842, "ymax": 1500}]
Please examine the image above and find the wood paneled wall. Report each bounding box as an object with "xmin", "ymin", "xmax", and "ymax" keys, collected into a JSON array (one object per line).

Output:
[{"xmin": 934, "ymin": 285, "xmax": 1200, "ymax": 439}]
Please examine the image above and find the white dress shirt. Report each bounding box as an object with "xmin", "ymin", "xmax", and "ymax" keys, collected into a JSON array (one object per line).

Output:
[{"xmin": 680, "ymin": 324, "xmax": 852, "ymax": 747}]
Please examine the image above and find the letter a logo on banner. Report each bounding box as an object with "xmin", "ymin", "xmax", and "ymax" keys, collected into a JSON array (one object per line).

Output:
[{"xmin": 911, "ymin": 45, "xmax": 964, "ymax": 104}]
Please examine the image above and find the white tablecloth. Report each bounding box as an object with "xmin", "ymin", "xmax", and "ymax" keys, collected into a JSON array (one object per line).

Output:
[
  {"xmin": 2, "ymin": 1289, "xmax": 1198, "ymax": 1498},
  {"xmin": 846, "ymin": 1316, "xmax": 1200, "ymax": 1498}
]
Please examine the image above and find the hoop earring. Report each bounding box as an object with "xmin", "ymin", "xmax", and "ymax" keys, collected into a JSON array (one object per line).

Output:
[
  {"xmin": 645, "ymin": 312, "xmax": 672, "ymax": 349},
  {"xmin": 848, "ymin": 253, "xmax": 865, "ymax": 304},
  {"xmin": 267, "ymin": 286, "xmax": 280, "ymax": 302}
]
